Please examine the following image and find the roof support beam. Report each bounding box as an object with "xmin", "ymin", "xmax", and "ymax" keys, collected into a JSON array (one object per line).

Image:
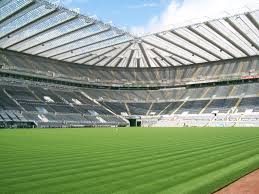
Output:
[
  {"xmin": 136, "ymin": 58, "xmax": 141, "ymax": 68},
  {"xmin": 0, "ymin": 0, "xmax": 35, "ymax": 24},
  {"xmin": 49, "ymin": 40, "xmax": 131, "ymax": 65},
  {"xmin": 0, "ymin": 6, "xmax": 58, "ymax": 40},
  {"xmin": 138, "ymin": 43, "xmax": 151, "ymax": 68},
  {"xmin": 52, "ymin": 33, "xmax": 126, "ymax": 60},
  {"xmin": 21, "ymin": 21, "xmax": 95, "ymax": 52},
  {"xmin": 37, "ymin": 27, "xmax": 111, "ymax": 56},
  {"xmin": 169, "ymin": 56, "xmax": 185, "ymax": 66},
  {"xmin": 142, "ymin": 40, "xmax": 194, "ymax": 64},
  {"xmin": 151, "ymin": 49, "xmax": 174, "ymax": 66},
  {"xmin": 69, "ymin": 54, "xmax": 93, "ymax": 63},
  {"xmin": 114, "ymin": 57, "xmax": 123, "ymax": 67},
  {"xmin": 79, "ymin": 47, "xmax": 117, "ymax": 63},
  {"xmin": 0, "ymin": 0, "xmax": 12, "ymax": 7},
  {"xmin": 92, "ymin": 56, "xmax": 107, "ymax": 66},
  {"xmin": 5, "ymin": 14, "xmax": 78, "ymax": 49},
  {"xmin": 170, "ymin": 30, "xmax": 223, "ymax": 60},
  {"xmin": 187, "ymin": 26, "xmax": 236, "ymax": 58},
  {"xmin": 126, "ymin": 49, "xmax": 135, "ymax": 68},
  {"xmin": 103, "ymin": 43, "xmax": 132, "ymax": 67},
  {"xmin": 155, "ymin": 34, "xmax": 210, "ymax": 62},
  {"xmin": 153, "ymin": 58, "xmax": 163, "ymax": 67},
  {"xmin": 246, "ymin": 12, "xmax": 259, "ymax": 31},
  {"xmin": 225, "ymin": 18, "xmax": 259, "ymax": 51},
  {"xmin": 205, "ymin": 22, "xmax": 250, "ymax": 56}
]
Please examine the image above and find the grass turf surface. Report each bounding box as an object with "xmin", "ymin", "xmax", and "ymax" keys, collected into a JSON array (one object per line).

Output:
[{"xmin": 0, "ymin": 127, "xmax": 259, "ymax": 194}]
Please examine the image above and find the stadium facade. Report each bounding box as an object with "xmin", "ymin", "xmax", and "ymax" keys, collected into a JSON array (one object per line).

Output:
[{"xmin": 0, "ymin": 0, "xmax": 258, "ymax": 128}]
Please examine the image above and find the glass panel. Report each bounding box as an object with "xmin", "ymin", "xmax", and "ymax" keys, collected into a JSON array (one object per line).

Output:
[
  {"xmin": 0, "ymin": 3, "xmax": 56, "ymax": 38},
  {"xmin": 0, "ymin": 10, "xmax": 76, "ymax": 48},
  {"xmin": 41, "ymin": 30, "xmax": 126, "ymax": 58},
  {"xmin": 160, "ymin": 32, "xmax": 218, "ymax": 61},
  {"xmin": 0, "ymin": 0, "xmax": 33, "ymax": 22},
  {"xmin": 143, "ymin": 35, "xmax": 204, "ymax": 64},
  {"xmin": 193, "ymin": 24, "xmax": 240, "ymax": 57},
  {"xmin": 29, "ymin": 22, "xmax": 111, "ymax": 55},
  {"xmin": 212, "ymin": 19, "xmax": 257, "ymax": 56},
  {"xmin": 12, "ymin": 17, "xmax": 91, "ymax": 51},
  {"xmin": 50, "ymin": 35, "xmax": 133, "ymax": 60},
  {"xmin": 175, "ymin": 28, "xmax": 230, "ymax": 60},
  {"xmin": 231, "ymin": 15, "xmax": 259, "ymax": 48}
]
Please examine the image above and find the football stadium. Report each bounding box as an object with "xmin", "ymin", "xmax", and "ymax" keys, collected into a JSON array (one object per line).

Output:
[{"xmin": 0, "ymin": 0, "xmax": 259, "ymax": 193}]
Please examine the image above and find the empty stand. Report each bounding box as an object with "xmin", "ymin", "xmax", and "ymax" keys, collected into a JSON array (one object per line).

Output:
[
  {"xmin": 0, "ymin": 82, "xmax": 128, "ymax": 128},
  {"xmin": 203, "ymin": 98, "xmax": 238, "ymax": 113},
  {"xmin": 238, "ymin": 97, "xmax": 259, "ymax": 113},
  {"xmin": 176, "ymin": 100, "xmax": 210, "ymax": 114}
]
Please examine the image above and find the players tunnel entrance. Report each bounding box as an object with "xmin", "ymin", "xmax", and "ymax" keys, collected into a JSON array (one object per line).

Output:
[{"xmin": 128, "ymin": 119, "xmax": 141, "ymax": 127}]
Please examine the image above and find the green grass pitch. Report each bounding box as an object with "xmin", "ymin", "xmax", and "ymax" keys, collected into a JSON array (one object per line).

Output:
[{"xmin": 0, "ymin": 127, "xmax": 259, "ymax": 194}]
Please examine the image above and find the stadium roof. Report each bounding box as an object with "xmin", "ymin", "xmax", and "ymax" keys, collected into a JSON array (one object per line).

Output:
[{"xmin": 0, "ymin": 0, "xmax": 258, "ymax": 68}]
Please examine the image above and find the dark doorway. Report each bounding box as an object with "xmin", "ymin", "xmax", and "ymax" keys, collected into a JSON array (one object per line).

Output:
[
  {"xmin": 128, "ymin": 119, "xmax": 137, "ymax": 127},
  {"xmin": 137, "ymin": 121, "xmax": 141, "ymax": 127}
]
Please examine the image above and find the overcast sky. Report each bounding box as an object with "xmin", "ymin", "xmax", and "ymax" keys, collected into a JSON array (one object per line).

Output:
[{"xmin": 57, "ymin": 0, "xmax": 259, "ymax": 35}]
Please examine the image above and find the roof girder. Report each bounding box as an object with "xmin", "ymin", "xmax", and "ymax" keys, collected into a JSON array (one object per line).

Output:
[
  {"xmin": 153, "ymin": 57, "xmax": 163, "ymax": 67},
  {"xmin": 91, "ymin": 56, "xmax": 107, "ymax": 66},
  {"xmin": 138, "ymin": 43, "xmax": 151, "ymax": 68},
  {"xmin": 4, "ymin": 12, "xmax": 78, "ymax": 49},
  {"xmin": 126, "ymin": 49, "xmax": 135, "ymax": 68},
  {"xmin": 81, "ymin": 47, "xmax": 117, "ymax": 64},
  {"xmin": 187, "ymin": 26, "xmax": 236, "ymax": 58},
  {"xmin": 0, "ymin": 2, "xmax": 57, "ymax": 39},
  {"xmin": 205, "ymin": 22, "xmax": 250, "ymax": 56},
  {"xmin": 151, "ymin": 49, "xmax": 174, "ymax": 66},
  {"xmin": 225, "ymin": 17, "xmax": 259, "ymax": 51},
  {"xmin": 142, "ymin": 40, "xmax": 194, "ymax": 64},
  {"xmin": 37, "ymin": 26, "xmax": 111, "ymax": 56},
  {"xmin": 51, "ymin": 33, "xmax": 126, "ymax": 60},
  {"xmin": 103, "ymin": 43, "xmax": 132, "ymax": 67},
  {"xmin": 69, "ymin": 53, "xmax": 93, "ymax": 63},
  {"xmin": 170, "ymin": 30, "xmax": 223, "ymax": 60},
  {"xmin": 155, "ymin": 34, "xmax": 210, "ymax": 62},
  {"xmin": 0, "ymin": 0, "xmax": 35, "ymax": 24},
  {"xmin": 246, "ymin": 12, "xmax": 259, "ymax": 31},
  {"xmin": 21, "ymin": 20, "xmax": 95, "ymax": 52}
]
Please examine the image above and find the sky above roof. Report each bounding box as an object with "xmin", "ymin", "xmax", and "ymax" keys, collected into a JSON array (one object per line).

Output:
[{"xmin": 56, "ymin": 0, "xmax": 258, "ymax": 35}]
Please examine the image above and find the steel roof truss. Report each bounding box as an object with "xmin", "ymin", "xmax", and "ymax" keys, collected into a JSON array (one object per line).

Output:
[
  {"xmin": 126, "ymin": 49, "xmax": 135, "ymax": 68},
  {"xmin": 151, "ymin": 49, "xmax": 174, "ymax": 66},
  {"xmin": 21, "ymin": 20, "xmax": 94, "ymax": 52},
  {"xmin": 188, "ymin": 26, "xmax": 236, "ymax": 58},
  {"xmin": 205, "ymin": 22, "xmax": 250, "ymax": 56},
  {"xmin": 143, "ymin": 40, "xmax": 194, "ymax": 64},
  {"xmin": 225, "ymin": 18, "xmax": 259, "ymax": 51},
  {"xmin": 156, "ymin": 34, "xmax": 210, "ymax": 62},
  {"xmin": 170, "ymin": 30, "xmax": 222, "ymax": 60},
  {"xmin": 37, "ymin": 27, "xmax": 111, "ymax": 56},
  {"xmin": 103, "ymin": 43, "xmax": 132, "ymax": 67},
  {"xmin": 50, "ymin": 33, "xmax": 125, "ymax": 60},
  {"xmin": 4, "ymin": 12, "xmax": 78, "ymax": 49},
  {"xmin": 138, "ymin": 43, "xmax": 151, "ymax": 68}
]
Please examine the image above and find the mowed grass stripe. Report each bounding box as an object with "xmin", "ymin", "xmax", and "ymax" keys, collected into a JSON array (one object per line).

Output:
[
  {"xmin": 2, "ymin": 142, "xmax": 255, "ymax": 193},
  {"xmin": 0, "ymin": 127, "xmax": 259, "ymax": 194},
  {"xmin": 112, "ymin": 150, "xmax": 259, "ymax": 194},
  {"xmin": 0, "ymin": 135, "xmax": 257, "ymax": 186},
  {"xmin": 1, "ymin": 134, "xmax": 257, "ymax": 171},
  {"xmin": 3, "ymin": 147, "xmax": 259, "ymax": 192},
  {"xmin": 56, "ymin": 145, "xmax": 259, "ymax": 193},
  {"xmin": 0, "ymin": 138, "xmax": 256, "ymax": 191},
  {"xmin": 1, "ymin": 135, "xmax": 258, "ymax": 183},
  {"xmin": 159, "ymin": 154, "xmax": 259, "ymax": 194},
  {"xmin": 0, "ymin": 133, "xmax": 249, "ymax": 162}
]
